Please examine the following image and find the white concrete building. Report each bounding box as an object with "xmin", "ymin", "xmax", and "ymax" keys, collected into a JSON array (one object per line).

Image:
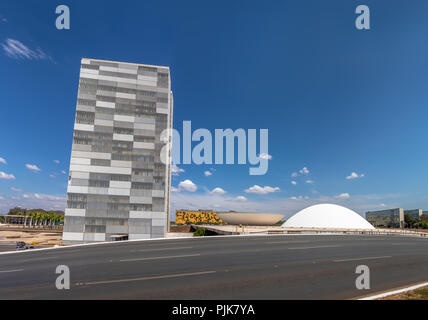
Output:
[{"xmin": 63, "ymin": 58, "xmax": 173, "ymax": 244}]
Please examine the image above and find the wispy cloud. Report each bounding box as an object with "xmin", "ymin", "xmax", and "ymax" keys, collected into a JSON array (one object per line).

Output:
[
  {"xmin": 171, "ymin": 164, "xmax": 185, "ymax": 176},
  {"xmin": 291, "ymin": 166, "xmax": 310, "ymax": 178},
  {"xmin": 0, "ymin": 193, "xmax": 66, "ymax": 211},
  {"xmin": 258, "ymin": 153, "xmax": 272, "ymax": 160},
  {"xmin": 204, "ymin": 170, "xmax": 212, "ymax": 177},
  {"xmin": 25, "ymin": 164, "xmax": 41, "ymax": 172},
  {"xmin": 1, "ymin": 38, "xmax": 51, "ymax": 61},
  {"xmin": 244, "ymin": 185, "xmax": 280, "ymax": 194},
  {"xmin": 299, "ymin": 167, "xmax": 309, "ymax": 175},
  {"xmin": 10, "ymin": 187, "xmax": 23, "ymax": 192},
  {"xmin": 209, "ymin": 187, "xmax": 227, "ymax": 195},
  {"xmin": 335, "ymin": 193, "xmax": 350, "ymax": 199},
  {"xmin": 346, "ymin": 172, "xmax": 365, "ymax": 180},
  {"xmin": 0, "ymin": 157, "xmax": 6, "ymax": 164},
  {"xmin": 53, "ymin": 160, "xmax": 60, "ymax": 164},
  {"xmin": 0, "ymin": 171, "xmax": 15, "ymax": 180}
]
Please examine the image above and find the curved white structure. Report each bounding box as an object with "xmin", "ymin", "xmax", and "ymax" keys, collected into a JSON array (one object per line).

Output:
[
  {"xmin": 216, "ymin": 212, "xmax": 284, "ymax": 226},
  {"xmin": 282, "ymin": 204, "xmax": 375, "ymax": 230}
]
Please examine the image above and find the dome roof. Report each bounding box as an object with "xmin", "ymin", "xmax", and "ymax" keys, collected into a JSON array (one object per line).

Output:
[{"xmin": 282, "ymin": 203, "xmax": 375, "ymax": 230}]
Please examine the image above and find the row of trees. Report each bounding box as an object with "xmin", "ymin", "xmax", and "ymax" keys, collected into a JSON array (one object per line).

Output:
[
  {"xmin": 404, "ymin": 213, "xmax": 428, "ymax": 229},
  {"xmin": 4, "ymin": 207, "xmax": 64, "ymax": 227}
]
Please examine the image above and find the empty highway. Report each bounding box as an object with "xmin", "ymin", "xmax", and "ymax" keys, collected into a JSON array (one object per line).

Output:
[{"xmin": 0, "ymin": 234, "xmax": 427, "ymax": 299}]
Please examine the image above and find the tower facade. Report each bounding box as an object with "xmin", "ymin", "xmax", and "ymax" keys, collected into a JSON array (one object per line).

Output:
[{"xmin": 63, "ymin": 58, "xmax": 173, "ymax": 244}]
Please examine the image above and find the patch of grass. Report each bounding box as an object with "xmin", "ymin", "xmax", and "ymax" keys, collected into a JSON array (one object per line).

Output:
[
  {"xmin": 414, "ymin": 287, "xmax": 428, "ymax": 297},
  {"xmin": 381, "ymin": 285, "xmax": 428, "ymax": 300}
]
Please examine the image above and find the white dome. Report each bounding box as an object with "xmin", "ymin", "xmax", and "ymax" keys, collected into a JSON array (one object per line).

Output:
[{"xmin": 282, "ymin": 203, "xmax": 375, "ymax": 230}]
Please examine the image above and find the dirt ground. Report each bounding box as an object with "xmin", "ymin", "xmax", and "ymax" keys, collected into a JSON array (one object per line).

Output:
[{"xmin": 0, "ymin": 229, "xmax": 62, "ymax": 246}]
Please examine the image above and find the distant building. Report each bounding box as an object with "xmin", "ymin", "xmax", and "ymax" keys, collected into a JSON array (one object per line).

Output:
[
  {"xmin": 404, "ymin": 209, "xmax": 423, "ymax": 220},
  {"xmin": 175, "ymin": 210, "xmax": 224, "ymax": 225},
  {"xmin": 366, "ymin": 208, "xmax": 404, "ymax": 228}
]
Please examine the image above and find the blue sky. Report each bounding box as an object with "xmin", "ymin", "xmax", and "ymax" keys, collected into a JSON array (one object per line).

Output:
[{"xmin": 0, "ymin": 1, "xmax": 428, "ymax": 218}]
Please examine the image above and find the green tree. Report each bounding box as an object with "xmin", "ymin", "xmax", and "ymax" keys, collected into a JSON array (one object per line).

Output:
[
  {"xmin": 404, "ymin": 213, "xmax": 417, "ymax": 228},
  {"xmin": 193, "ymin": 227, "xmax": 205, "ymax": 237}
]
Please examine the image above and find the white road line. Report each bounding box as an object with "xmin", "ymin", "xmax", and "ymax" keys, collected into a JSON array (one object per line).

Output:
[
  {"xmin": 119, "ymin": 253, "xmax": 200, "ymax": 262},
  {"xmin": 359, "ymin": 282, "xmax": 428, "ymax": 300},
  {"xmin": 288, "ymin": 245, "xmax": 342, "ymax": 250},
  {"xmin": 333, "ymin": 255, "xmax": 392, "ymax": 263},
  {"xmin": 18, "ymin": 256, "xmax": 58, "ymax": 262},
  {"xmin": 266, "ymin": 240, "xmax": 311, "ymax": 244},
  {"xmin": 76, "ymin": 270, "xmax": 216, "ymax": 286},
  {"xmin": 131, "ymin": 246, "xmax": 193, "ymax": 252},
  {"xmin": 0, "ymin": 269, "xmax": 24, "ymax": 273}
]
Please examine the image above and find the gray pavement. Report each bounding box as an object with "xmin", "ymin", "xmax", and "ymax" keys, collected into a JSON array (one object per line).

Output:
[{"xmin": 0, "ymin": 234, "xmax": 427, "ymax": 299}]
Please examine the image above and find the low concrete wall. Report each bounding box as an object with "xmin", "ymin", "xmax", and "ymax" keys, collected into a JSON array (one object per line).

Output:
[
  {"xmin": 192, "ymin": 224, "xmax": 428, "ymax": 238},
  {"xmin": 165, "ymin": 232, "xmax": 193, "ymax": 238}
]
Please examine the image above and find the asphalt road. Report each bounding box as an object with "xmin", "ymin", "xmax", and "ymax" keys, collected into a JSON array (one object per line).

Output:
[{"xmin": 0, "ymin": 234, "xmax": 427, "ymax": 299}]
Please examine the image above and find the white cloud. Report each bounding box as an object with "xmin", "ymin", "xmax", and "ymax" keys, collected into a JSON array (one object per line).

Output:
[
  {"xmin": 171, "ymin": 164, "xmax": 185, "ymax": 176},
  {"xmin": 10, "ymin": 187, "xmax": 23, "ymax": 192},
  {"xmin": 299, "ymin": 167, "xmax": 309, "ymax": 175},
  {"xmin": 290, "ymin": 195, "xmax": 309, "ymax": 200},
  {"xmin": 204, "ymin": 171, "xmax": 212, "ymax": 177},
  {"xmin": 25, "ymin": 164, "xmax": 41, "ymax": 172},
  {"xmin": 259, "ymin": 153, "xmax": 272, "ymax": 160},
  {"xmin": 53, "ymin": 160, "xmax": 60, "ymax": 164},
  {"xmin": 0, "ymin": 171, "xmax": 15, "ymax": 180},
  {"xmin": 346, "ymin": 172, "xmax": 365, "ymax": 180},
  {"xmin": 0, "ymin": 157, "xmax": 6, "ymax": 164},
  {"xmin": 0, "ymin": 193, "xmax": 67, "ymax": 211},
  {"xmin": 178, "ymin": 179, "xmax": 197, "ymax": 192},
  {"xmin": 61, "ymin": 170, "xmax": 67, "ymax": 174},
  {"xmin": 49, "ymin": 174, "xmax": 56, "ymax": 178},
  {"xmin": 244, "ymin": 185, "xmax": 280, "ymax": 194},
  {"xmin": 171, "ymin": 186, "xmax": 180, "ymax": 192},
  {"xmin": 335, "ymin": 193, "xmax": 350, "ymax": 199},
  {"xmin": 291, "ymin": 181, "xmax": 297, "ymax": 185},
  {"xmin": 1, "ymin": 38, "xmax": 51, "ymax": 60},
  {"xmin": 170, "ymin": 191, "xmax": 404, "ymax": 222},
  {"xmin": 291, "ymin": 167, "xmax": 309, "ymax": 178},
  {"xmin": 235, "ymin": 196, "xmax": 247, "ymax": 202},
  {"xmin": 209, "ymin": 187, "xmax": 227, "ymax": 195},
  {"xmin": 305, "ymin": 180, "xmax": 314, "ymax": 184}
]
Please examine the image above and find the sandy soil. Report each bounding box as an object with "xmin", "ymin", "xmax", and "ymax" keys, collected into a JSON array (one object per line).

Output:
[{"xmin": 0, "ymin": 229, "xmax": 62, "ymax": 246}]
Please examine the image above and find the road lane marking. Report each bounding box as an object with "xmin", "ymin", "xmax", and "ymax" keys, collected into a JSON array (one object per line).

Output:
[
  {"xmin": 76, "ymin": 270, "xmax": 216, "ymax": 286},
  {"xmin": 333, "ymin": 255, "xmax": 392, "ymax": 263},
  {"xmin": 287, "ymin": 245, "xmax": 342, "ymax": 250},
  {"xmin": 119, "ymin": 253, "xmax": 200, "ymax": 262},
  {"xmin": 131, "ymin": 246, "xmax": 193, "ymax": 252},
  {"xmin": 18, "ymin": 256, "xmax": 58, "ymax": 262},
  {"xmin": 266, "ymin": 240, "xmax": 311, "ymax": 244},
  {"xmin": 0, "ymin": 269, "xmax": 24, "ymax": 273}
]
